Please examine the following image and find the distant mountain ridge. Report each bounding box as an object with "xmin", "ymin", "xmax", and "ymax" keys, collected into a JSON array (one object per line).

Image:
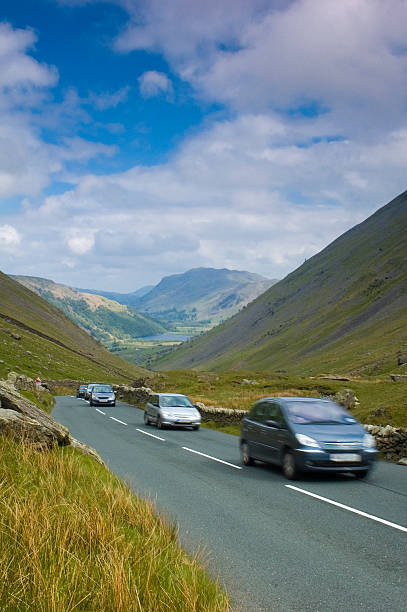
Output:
[
  {"xmin": 129, "ymin": 267, "xmax": 277, "ymax": 323},
  {"xmin": 12, "ymin": 276, "xmax": 165, "ymax": 344},
  {"xmin": 156, "ymin": 191, "xmax": 407, "ymax": 376}
]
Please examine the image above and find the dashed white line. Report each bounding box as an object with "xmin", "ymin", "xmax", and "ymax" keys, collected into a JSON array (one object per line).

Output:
[
  {"xmin": 95, "ymin": 408, "xmax": 105, "ymax": 415},
  {"xmin": 182, "ymin": 447, "xmax": 242, "ymax": 470},
  {"xmin": 109, "ymin": 416, "xmax": 127, "ymax": 426},
  {"xmin": 286, "ymin": 485, "xmax": 407, "ymax": 533},
  {"xmin": 136, "ymin": 428, "xmax": 166, "ymax": 441}
]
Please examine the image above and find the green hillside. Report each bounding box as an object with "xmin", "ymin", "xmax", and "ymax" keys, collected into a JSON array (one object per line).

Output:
[
  {"xmin": 12, "ymin": 276, "xmax": 165, "ymax": 344},
  {"xmin": 0, "ymin": 271, "xmax": 146, "ymax": 383},
  {"xmin": 156, "ymin": 191, "xmax": 407, "ymax": 377},
  {"xmin": 133, "ymin": 267, "xmax": 276, "ymax": 324}
]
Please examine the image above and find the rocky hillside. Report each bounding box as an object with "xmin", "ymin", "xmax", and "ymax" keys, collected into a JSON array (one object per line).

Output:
[
  {"xmin": 156, "ymin": 191, "xmax": 407, "ymax": 376},
  {"xmin": 0, "ymin": 270, "xmax": 146, "ymax": 383},
  {"xmin": 130, "ymin": 267, "xmax": 277, "ymax": 324},
  {"xmin": 12, "ymin": 276, "xmax": 165, "ymax": 344}
]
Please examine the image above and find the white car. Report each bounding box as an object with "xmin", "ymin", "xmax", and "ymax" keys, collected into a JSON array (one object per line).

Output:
[{"xmin": 144, "ymin": 393, "xmax": 201, "ymax": 430}]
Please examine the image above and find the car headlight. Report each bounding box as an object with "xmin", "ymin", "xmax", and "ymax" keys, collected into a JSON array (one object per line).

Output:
[
  {"xmin": 363, "ymin": 433, "xmax": 376, "ymax": 449},
  {"xmin": 295, "ymin": 433, "xmax": 320, "ymax": 448},
  {"xmin": 161, "ymin": 411, "xmax": 171, "ymax": 418}
]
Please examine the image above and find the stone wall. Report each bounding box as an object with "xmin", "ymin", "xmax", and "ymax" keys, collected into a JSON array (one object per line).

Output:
[{"xmin": 364, "ymin": 424, "xmax": 407, "ymax": 464}]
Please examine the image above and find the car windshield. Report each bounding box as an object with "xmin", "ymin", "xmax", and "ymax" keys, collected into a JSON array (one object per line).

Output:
[
  {"xmin": 159, "ymin": 395, "xmax": 193, "ymax": 408},
  {"xmin": 284, "ymin": 400, "xmax": 357, "ymax": 425},
  {"xmin": 93, "ymin": 385, "xmax": 113, "ymax": 393},
  {"xmin": 80, "ymin": 385, "xmax": 87, "ymax": 390}
]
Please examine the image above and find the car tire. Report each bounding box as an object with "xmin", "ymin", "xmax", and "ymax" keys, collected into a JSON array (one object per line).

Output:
[
  {"xmin": 112, "ymin": 402, "xmax": 116, "ymax": 407},
  {"xmin": 354, "ymin": 469, "xmax": 369, "ymax": 479},
  {"xmin": 241, "ymin": 441, "xmax": 254, "ymax": 466},
  {"xmin": 144, "ymin": 412, "xmax": 150, "ymax": 426},
  {"xmin": 157, "ymin": 417, "xmax": 164, "ymax": 430},
  {"xmin": 193, "ymin": 425, "xmax": 200, "ymax": 430},
  {"xmin": 282, "ymin": 450, "xmax": 298, "ymax": 480},
  {"xmin": 89, "ymin": 400, "xmax": 93, "ymax": 407}
]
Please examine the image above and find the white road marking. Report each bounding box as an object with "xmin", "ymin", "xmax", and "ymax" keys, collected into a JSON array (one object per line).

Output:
[
  {"xmin": 109, "ymin": 416, "xmax": 127, "ymax": 426},
  {"xmin": 182, "ymin": 447, "xmax": 242, "ymax": 470},
  {"xmin": 95, "ymin": 409, "xmax": 105, "ymax": 415},
  {"xmin": 286, "ymin": 485, "xmax": 407, "ymax": 533},
  {"xmin": 136, "ymin": 428, "xmax": 166, "ymax": 441}
]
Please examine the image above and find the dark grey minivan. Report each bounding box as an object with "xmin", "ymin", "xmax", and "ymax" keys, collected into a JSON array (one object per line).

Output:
[{"xmin": 240, "ymin": 397, "xmax": 377, "ymax": 479}]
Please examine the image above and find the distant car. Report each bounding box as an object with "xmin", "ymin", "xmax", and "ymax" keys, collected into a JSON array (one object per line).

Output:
[
  {"xmin": 76, "ymin": 384, "xmax": 88, "ymax": 398},
  {"xmin": 89, "ymin": 384, "xmax": 115, "ymax": 407},
  {"xmin": 84, "ymin": 383, "xmax": 98, "ymax": 401},
  {"xmin": 144, "ymin": 393, "xmax": 201, "ymax": 430},
  {"xmin": 240, "ymin": 397, "xmax": 377, "ymax": 479}
]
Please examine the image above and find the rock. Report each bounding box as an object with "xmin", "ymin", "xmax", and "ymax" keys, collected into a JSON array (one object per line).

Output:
[
  {"xmin": 11, "ymin": 333, "xmax": 21, "ymax": 340},
  {"xmin": 0, "ymin": 409, "xmax": 58, "ymax": 450},
  {"xmin": 389, "ymin": 374, "xmax": 407, "ymax": 382},
  {"xmin": 7, "ymin": 372, "xmax": 35, "ymax": 392},
  {"xmin": 0, "ymin": 380, "xmax": 70, "ymax": 445},
  {"xmin": 397, "ymin": 353, "xmax": 407, "ymax": 366},
  {"xmin": 333, "ymin": 388, "xmax": 359, "ymax": 410},
  {"xmin": 318, "ymin": 375, "xmax": 350, "ymax": 381},
  {"xmin": 70, "ymin": 437, "xmax": 106, "ymax": 465},
  {"xmin": 241, "ymin": 379, "xmax": 259, "ymax": 385},
  {"xmin": 398, "ymin": 457, "xmax": 407, "ymax": 466}
]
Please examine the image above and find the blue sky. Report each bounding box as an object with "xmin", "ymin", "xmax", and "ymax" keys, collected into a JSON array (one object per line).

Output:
[{"xmin": 1, "ymin": 0, "xmax": 407, "ymax": 291}]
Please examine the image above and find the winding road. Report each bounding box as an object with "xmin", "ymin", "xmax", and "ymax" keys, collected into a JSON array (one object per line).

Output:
[{"xmin": 53, "ymin": 396, "xmax": 407, "ymax": 612}]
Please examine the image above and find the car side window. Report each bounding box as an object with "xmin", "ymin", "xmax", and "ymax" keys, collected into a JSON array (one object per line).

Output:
[
  {"xmin": 268, "ymin": 402, "xmax": 286, "ymax": 425},
  {"xmin": 250, "ymin": 402, "xmax": 267, "ymax": 423},
  {"xmin": 152, "ymin": 395, "xmax": 159, "ymax": 407}
]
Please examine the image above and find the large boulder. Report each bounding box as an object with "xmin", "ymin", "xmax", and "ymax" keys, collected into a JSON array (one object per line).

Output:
[
  {"xmin": 0, "ymin": 380, "xmax": 70, "ymax": 445},
  {"xmin": 0, "ymin": 380, "xmax": 104, "ymax": 464},
  {"xmin": 0, "ymin": 409, "xmax": 59, "ymax": 450}
]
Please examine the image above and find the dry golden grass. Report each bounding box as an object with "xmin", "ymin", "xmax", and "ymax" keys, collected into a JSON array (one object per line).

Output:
[{"xmin": 0, "ymin": 437, "xmax": 229, "ymax": 612}]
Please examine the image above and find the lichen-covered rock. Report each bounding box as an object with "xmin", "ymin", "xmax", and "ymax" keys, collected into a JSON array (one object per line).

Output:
[
  {"xmin": 112, "ymin": 384, "xmax": 154, "ymax": 406},
  {"xmin": 0, "ymin": 409, "xmax": 58, "ymax": 450},
  {"xmin": 0, "ymin": 380, "xmax": 70, "ymax": 445},
  {"xmin": 333, "ymin": 388, "xmax": 359, "ymax": 410}
]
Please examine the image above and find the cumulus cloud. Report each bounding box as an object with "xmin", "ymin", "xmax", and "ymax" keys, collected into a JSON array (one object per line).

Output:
[
  {"xmin": 66, "ymin": 230, "xmax": 95, "ymax": 255},
  {"xmin": 138, "ymin": 71, "xmax": 173, "ymax": 99},
  {"xmin": 0, "ymin": 224, "xmax": 21, "ymax": 251},
  {"xmin": 88, "ymin": 85, "xmax": 130, "ymax": 110}
]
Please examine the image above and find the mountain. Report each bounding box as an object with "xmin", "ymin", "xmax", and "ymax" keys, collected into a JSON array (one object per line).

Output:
[
  {"xmin": 12, "ymin": 276, "xmax": 165, "ymax": 344},
  {"xmin": 78, "ymin": 285, "xmax": 154, "ymax": 305},
  {"xmin": 0, "ymin": 270, "xmax": 146, "ymax": 382},
  {"xmin": 156, "ymin": 191, "xmax": 407, "ymax": 376},
  {"xmin": 130, "ymin": 268, "xmax": 277, "ymax": 324}
]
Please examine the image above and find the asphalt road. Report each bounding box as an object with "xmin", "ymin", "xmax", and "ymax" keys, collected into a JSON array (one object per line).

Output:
[{"xmin": 53, "ymin": 396, "xmax": 407, "ymax": 612}]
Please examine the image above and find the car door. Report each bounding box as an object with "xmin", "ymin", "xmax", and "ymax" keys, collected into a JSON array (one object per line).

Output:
[
  {"xmin": 261, "ymin": 401, "xmax": 290, "ymax": 463},
  {"xmin": 243, "ymin": 403, "xmax": 268, "ymax": 460}
]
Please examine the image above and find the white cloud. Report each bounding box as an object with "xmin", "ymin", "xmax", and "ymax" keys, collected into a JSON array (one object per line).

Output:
[
  {"xmin": 138, "ymin": 71, "xmax": 173, "ymax": 99},
  {"xmin": 88, "ymin": 85, "xmax": 130, "ymax": 110},
  {"xmin": 0, "ymin": 224, "xmax": 21, "ymax": 251},
  {"xmin": 66, "ymin": 231, "xmax": 95, "ymax": 255}
]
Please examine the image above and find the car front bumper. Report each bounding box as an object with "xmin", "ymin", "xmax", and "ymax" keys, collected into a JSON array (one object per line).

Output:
[
  {"xmin": 294, "ymin": 448, "xmax": 378, "ymax": 472},
  {"xmin": 92, "ymin": 398, "xmax": 115, "ymax": 406},
  {"xmin": 161, "ymin": 418, "xmax": 201, "ymax": 427}
]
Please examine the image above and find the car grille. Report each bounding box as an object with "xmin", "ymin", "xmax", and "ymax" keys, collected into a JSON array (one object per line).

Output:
[{"xmin": 322, "ymin": 442, "xmax": 361, "ymax": 450}]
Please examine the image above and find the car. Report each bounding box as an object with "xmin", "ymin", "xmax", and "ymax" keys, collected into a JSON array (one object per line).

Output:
[
  {"xmin": 76, "ymin": 384, "xmax": 88, "ymax": 398},
  {"xmin": 240, "ymin": 397, "xmax": 377, "ymax": 479},
  {"xmin": 144, "ymin": 393, "xmax": 201, "ymax": 430},
  {"xmin": 84, "ymin": 383, "xmax": 99, "ymax": 401},
  {"xmin": 89, "ymin": 384, "xmax": 116, "ymax": 407}
]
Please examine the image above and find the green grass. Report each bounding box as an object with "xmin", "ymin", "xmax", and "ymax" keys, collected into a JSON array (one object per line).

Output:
[
  {"xmin": 20, "ymin": 389, "xmax": 55, "ymax": 414},
  {"xmin": 149, "ymin": 369, "xmax": 407, "ymax": 428},
  {"xmin": 0, "ymin": 437, "xmax": 230, "ymax": 612}
]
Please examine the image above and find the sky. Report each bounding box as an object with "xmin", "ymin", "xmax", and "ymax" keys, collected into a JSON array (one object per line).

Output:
[{"xmin": 0, "ymin": 0, "xmax": 406, "ymax": 292}]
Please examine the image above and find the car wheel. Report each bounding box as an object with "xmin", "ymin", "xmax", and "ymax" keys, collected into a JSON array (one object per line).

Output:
[
  {"xmin": 157, "ymin": 417, "xmax": 164, "ymax": 430},
  {"xmin": 89, "ymin": 400, "xmax": 93, "ymax": 406},
  {"xmin": 354, "ymin": 469, "xmax": 368, "ymax": 479},
  {"xmin": 241, "ymin": 441, "xmax": 254, "ymax": 466},
  {"xmin": 282, "ymin": 451, "xmax": 298, "ymax": 480},
  {"xmin": 112, "ymin": 402, "xmax": 116, "ymax": 407},
  {"xmin": 193, "ymin": 425, "xmax": 200, "ymax": 430},
  {"xmin": 144, "ymin": 412, "xmax": 150, "ymax": 426}
]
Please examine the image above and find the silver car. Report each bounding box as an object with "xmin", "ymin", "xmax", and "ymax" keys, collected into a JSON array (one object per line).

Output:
[{"xmin": 144, "ymin": 393, "xmax": 201, "ymax": 430}]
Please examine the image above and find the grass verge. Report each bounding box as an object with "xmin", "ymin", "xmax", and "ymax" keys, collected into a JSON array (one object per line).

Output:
[{"xmin": 0, "ymin": 437, "xmax": 229, "ymax": 612}]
